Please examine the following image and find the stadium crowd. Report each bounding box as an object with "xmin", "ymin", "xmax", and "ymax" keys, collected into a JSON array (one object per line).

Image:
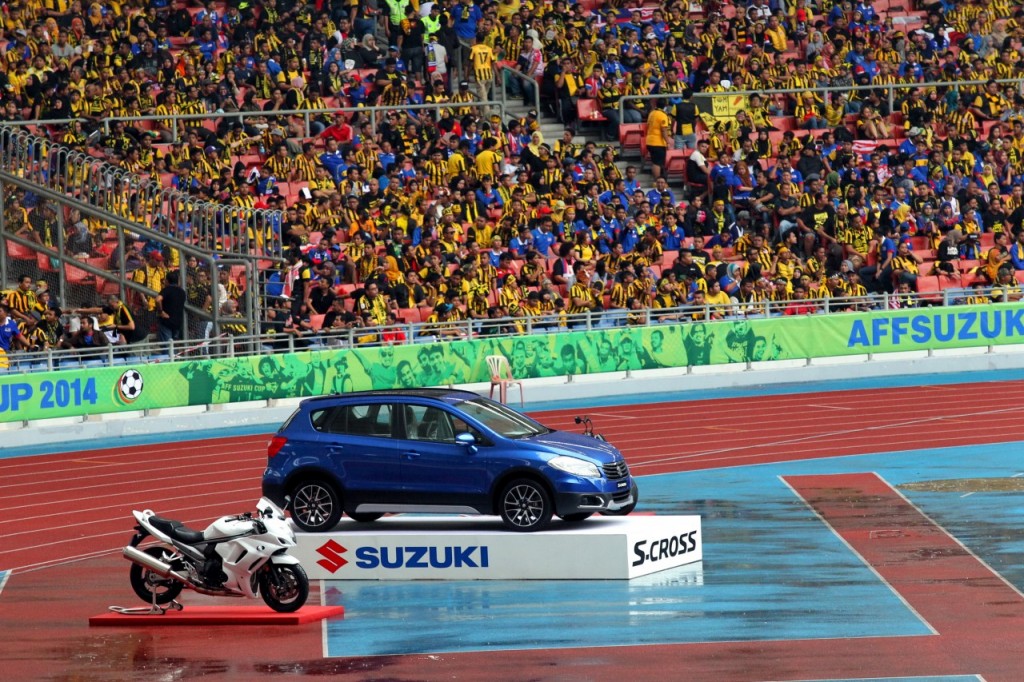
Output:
[{"xmin": 3, "ymin": 0, "xmax": 1024, "ymax": 361}]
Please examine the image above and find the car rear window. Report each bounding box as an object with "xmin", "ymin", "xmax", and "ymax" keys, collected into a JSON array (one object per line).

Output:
[{"xmin": 311, "ymin": 404, "xmax": 393, "ymax": 437}]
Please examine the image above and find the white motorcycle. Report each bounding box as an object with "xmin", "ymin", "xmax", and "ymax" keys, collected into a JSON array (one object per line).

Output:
[{"xmin": 122, "ymin": 497, "xmax": 308, "ymax": 613}]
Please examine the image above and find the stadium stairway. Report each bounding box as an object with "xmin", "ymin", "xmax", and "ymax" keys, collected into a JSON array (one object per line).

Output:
[{"xmin": 501, "ymin": 98, "xmax": 663, "ymax": 193}]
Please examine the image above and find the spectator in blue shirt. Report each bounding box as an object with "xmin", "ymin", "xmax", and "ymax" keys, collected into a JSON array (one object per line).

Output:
[
  {"xmin": 1010, "ymin": 231, "xmax": 1024, "ymax": 271},
  {"xmin": 454, "ymin": 0, "xmax": 483, "ymax": 42},
  {"xmin": 531, "ymin": 222, "xmax": 558, "ymax": 257},
  {"xmin": 622, "ymin": 166, "xmax": 642, "ymax": 195},
  {"xmin": 619, "ymin": 219, "xmax": 640, "ymax": 254},
  {"xmin": 510, "ymin": 226, "xmax": 534, "ymax": 257},
  {"xmin": 0, "ymin": 305, "xmax": 27, "ymax": 353},
  {"xmin": 660, "ymin": 216, "xmax": 685, "ymax": 251},
  {"xmin": 646, "ymin": 177, "xmax": 676, "ymax": 205},
  {"xmin": 599, "ymin": 179, "xmax": 631, "ymax": 210}
]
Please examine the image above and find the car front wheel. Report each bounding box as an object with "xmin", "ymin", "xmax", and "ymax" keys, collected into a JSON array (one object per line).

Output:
[
  {"xmin": 290, "ymin": 480, "xmax": 342, "ymax": 532},
  {"xmin": 499, "ymin": 479, "xmax": 553, "ymax": 532}
]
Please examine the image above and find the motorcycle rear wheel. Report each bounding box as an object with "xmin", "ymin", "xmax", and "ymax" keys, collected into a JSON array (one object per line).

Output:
[
  {"xmin": 129, "ymin": 546, "xmax": 185, "ymax": 604},
  {"xmin": 259, "ymin": 563, "xmax": 309, "ymax": 613}
]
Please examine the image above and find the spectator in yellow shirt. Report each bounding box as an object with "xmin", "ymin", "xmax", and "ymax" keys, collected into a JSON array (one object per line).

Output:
[{"xmin": 645, "ymin": 99, "xmax": 672, "ymax": 182}]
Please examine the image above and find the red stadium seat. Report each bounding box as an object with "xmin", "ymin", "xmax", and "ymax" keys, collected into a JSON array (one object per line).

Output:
[
  {"xmin": 934, "ymin": 272, "xmax": 963, "ymax": 291},
  {"xmin": 36, "ymin": 250, "xmax": 55, "ymax": 272},
  {"xmin": 910, "ymin": 236, "xmax": 931, "ymax": 253},
  {"xmin": 63, "ymin": 261, "xmax": 93, "ymax": 285},
  {"xmin": 663, "ymin": 149, "xmax": 689, "ymax": 182},
  {"xmin": 577, "ymin": 98, "xmax": 607, "ymax": 122},
  {"xmin": 915, "ymin": 275, "xmax": 940, "ymax": 290},
  {"xmin": 310, "ymin": 314, "xmax": 326, "ymax": 331},
  {"xmin": 6, "ymin": 240, "xmax": 36, "ymax": 260},
  {"xmin": 619, "ymin": 124, "xmax": 645, "ymax": 156},
  {"xmin": 397, "ymin": 308, "xmax": 420, "ymax": 323}
]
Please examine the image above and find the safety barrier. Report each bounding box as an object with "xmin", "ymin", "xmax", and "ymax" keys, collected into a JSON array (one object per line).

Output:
[
  {"xmin": 617, "ymin": 76, "xmax": 1024, "ymax": 127},
  {"xmin": 0, "ymin": 127, "xmax": 284, "ymax": 260},
  {"xmin": 0, "ymin": 302, "xmax": 1016, "ymax": 423},
  {"xmin": 0, "ymin": 168, "xmax": 261, "ymax": 337}
]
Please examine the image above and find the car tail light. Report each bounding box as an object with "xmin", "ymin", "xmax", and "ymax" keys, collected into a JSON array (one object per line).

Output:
[{"xmin": 267, "ymin": 436, "xmax": 288, "ymax": 459}]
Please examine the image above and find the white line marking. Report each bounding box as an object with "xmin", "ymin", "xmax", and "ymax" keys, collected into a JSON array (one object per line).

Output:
[
  {"xmin": 961, "ymin": 492, "xmax": 975, "ymax": 498},
  {"xmin": 0, "ymin": 497, "xmax": 252, "ymax": 559},
  {"xmin": 816, "ymin": 405, "xmax": 855, "ymax": 411},
  {"xmin": 321, "ymin": 580, "xmax": 329, "ymax": 660},
  {"xmin": 585, "ymin": 412, "xmax": 639, "ymax": 420},
  {"xmin": 0, "ymin": 487, "xmax": 257, "ymax": 536},
  {"xmin": 779, "ymin": 474, "xmax": 940, "ymax": 636}
]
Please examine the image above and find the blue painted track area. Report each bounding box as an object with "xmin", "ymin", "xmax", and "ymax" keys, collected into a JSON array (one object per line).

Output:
[{"xmin": 324, "ymin": 441, "xmax": 1024, "ymax": 657}]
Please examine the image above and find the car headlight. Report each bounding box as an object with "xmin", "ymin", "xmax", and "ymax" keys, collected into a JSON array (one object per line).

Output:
[{"xmin": 549, "ymin": 455, "xmax": 602, "ymax": 478}]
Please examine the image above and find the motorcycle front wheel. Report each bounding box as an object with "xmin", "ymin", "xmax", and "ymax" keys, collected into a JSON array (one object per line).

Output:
[
  {"xmin": 259, "ymin": 563, "xmax": 309, "ymax": 613},
  {"xmin": 129, "ymin": 546, "xmax": 185, "ymax": 604}
]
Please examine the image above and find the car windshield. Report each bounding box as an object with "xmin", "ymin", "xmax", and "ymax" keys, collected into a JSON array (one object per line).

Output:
[{"xmin": 458, "ymin": 398, "xmax": 550, "ymax": 439}]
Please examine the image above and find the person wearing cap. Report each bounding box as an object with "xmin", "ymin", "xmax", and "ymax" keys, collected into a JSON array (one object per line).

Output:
[{"xmin": 451, "ymin": 79, "xmax": 477, "ymax": 117}]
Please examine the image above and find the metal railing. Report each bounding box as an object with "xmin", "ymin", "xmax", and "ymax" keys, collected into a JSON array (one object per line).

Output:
[
  {"xmin": 0, "ymin": 169, "xmax": 258, "ymax": 338},
  {"xmin": 0, "ymin": 287, "xmax": 993, "ymax": 375},
  {"xmin": 0, "ymin": 100, "xmax": 511, "ymax": 141},
  {"xmin": 0, "ymin": 127, "xmax": 285, "ymax": 261},
  {"xmin": 497, "ymin": 65, "xmax": 542, "ymax": 117},
  {"xmin": 618, "ymin": 76, "xmax": 1024, "ymax": 128}
]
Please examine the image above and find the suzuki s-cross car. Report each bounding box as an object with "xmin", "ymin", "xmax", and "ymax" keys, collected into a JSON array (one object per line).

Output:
[{"xmin": 262, "ymin": 389, "xmax": 638, "ymax": 532}]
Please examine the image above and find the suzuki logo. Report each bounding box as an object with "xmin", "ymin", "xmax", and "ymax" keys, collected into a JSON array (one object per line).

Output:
[{"xmin": 315, "ymin": 540, "xmax": 349, "ymax": 573}]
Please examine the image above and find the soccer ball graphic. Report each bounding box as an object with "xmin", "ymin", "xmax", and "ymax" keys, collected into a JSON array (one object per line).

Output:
[{"xmin": 118, "ymin": 369, "xmax": 145, "ymax": 403}]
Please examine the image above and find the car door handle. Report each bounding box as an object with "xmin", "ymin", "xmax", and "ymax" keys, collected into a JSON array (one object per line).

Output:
[
  {"xmin": 402, "ymin": 451, "xmax": 421, "ymax": 459},
  {"xmin": 327, "ymin": 446, "xmax": 344, "ymax": 454}
]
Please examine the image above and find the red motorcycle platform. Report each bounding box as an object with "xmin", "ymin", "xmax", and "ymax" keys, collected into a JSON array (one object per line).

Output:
[{"xmin": 89, "ymin": 605, "xmax": 344, "ymax": 626}]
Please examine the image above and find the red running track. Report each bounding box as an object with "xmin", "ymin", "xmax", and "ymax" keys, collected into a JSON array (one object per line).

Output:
[
  {"xmin": 3, "ymin": 380, "xmax": 1024, "ymax": 680},
  {"xmin": 3, "ymin": 381, "xmax": 1015, "ymax": 573}
]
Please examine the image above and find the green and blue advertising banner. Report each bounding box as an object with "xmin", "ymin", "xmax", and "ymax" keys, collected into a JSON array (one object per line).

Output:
[{"xmin": 1, "ymin": 304, "xmax": 1021, "ymax": 423}]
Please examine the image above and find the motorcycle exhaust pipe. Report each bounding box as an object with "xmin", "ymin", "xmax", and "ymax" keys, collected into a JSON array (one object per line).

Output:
[
  {"xmin": 122, "ymin": 546, "xmax": 240, "ymax": 598},
  {"xmin": 123, "ymin": 545, "xmax": 192, "ymax": 584}
]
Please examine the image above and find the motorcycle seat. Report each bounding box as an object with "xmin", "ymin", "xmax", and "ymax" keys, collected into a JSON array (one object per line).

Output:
[{"xmin": 149, "ymin": 515, "xmax": 205, "ymax": 545}]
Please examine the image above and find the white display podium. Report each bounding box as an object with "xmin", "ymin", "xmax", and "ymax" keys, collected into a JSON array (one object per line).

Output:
[{"xmin": 292, "ymin": 515, "xmax": 702, "ymax": 580}]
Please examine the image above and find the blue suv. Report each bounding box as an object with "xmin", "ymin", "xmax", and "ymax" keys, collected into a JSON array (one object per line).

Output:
[{"xmin": 262, "ymin": 389, "xmax": 638, "ymax": 532}]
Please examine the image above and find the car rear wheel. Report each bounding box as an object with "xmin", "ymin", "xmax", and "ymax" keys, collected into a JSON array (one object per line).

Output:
[
  {"xmin": 290, "ymin": 480, "xmax": 342, "ymax": 532},
  {"xmin": 499, "ymin": 479, "xmax": 553, "ymax": 532}
]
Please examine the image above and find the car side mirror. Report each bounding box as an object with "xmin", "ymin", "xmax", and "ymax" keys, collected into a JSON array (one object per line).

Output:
[{"xmin": 455, "ymin": 432, "xmax": 477, "ymax": 448}]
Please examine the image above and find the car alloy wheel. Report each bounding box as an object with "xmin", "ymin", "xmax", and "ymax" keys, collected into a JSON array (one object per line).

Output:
[
  {"xmin": 291, "ymin": 481, "xmax": 341, "ymax": 532},
  {"xmin": 500, "ymin": 479, "xmax": 552, "ymax": 532}
]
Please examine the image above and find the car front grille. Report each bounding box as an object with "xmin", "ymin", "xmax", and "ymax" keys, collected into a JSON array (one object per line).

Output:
[
  {"xmin": 612, "ymin": 489, "xmax": 633, "ymax": 502},
  {"xmin": 602, "ymin": 460, "xmax": 630, "ymax": 480}
]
